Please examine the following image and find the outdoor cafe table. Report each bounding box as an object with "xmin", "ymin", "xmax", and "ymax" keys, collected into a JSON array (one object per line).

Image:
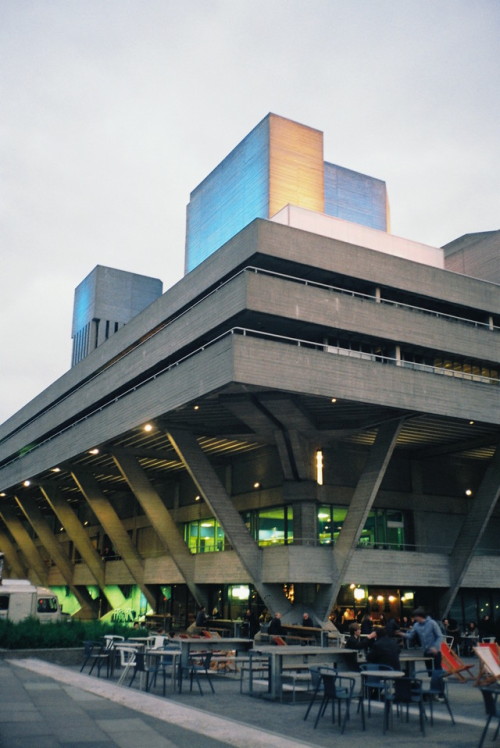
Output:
[
  {"xmin": 400, "ymin": 650, "xmax": 434, "ymax": 676},
  {"xmin": 359, "ymin": 669, "xmax": 405, "ymax": 730},
  {"xmin": 175, "ymin": 637, "xmax": 254, "ymax": 669},
  {"xmin": 145, "ymin": 648, "xmax": 182, "ymax": 693},
  {"xmin": 250, "ymin": 646, "xmax": 358, "ymax": 700}
]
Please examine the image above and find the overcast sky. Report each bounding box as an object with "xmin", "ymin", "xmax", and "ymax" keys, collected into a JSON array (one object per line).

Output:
[{"xmin": 1, "ymin": 0, "xmax": 499, "ymax": 425}]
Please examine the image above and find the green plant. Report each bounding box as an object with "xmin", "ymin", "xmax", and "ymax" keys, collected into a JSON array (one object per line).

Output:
[{"xmin": 0, "ymin": 618, "xmax": 149, "ymax": 649}]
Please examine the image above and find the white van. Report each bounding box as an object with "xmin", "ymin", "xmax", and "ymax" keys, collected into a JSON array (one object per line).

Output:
[{"xmin": 0, "ymin": 579, "xmax": 66, "ymax": 623}]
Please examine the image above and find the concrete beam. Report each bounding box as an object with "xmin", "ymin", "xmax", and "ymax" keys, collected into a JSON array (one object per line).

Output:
[
  {"xmin": 0, "ymin": 505, "xmax": 48, "ymax": 585},
  {"xmin": 166, "ymin": 427, "xmax": 290, "ymax": 615},
  {"xmin": 39, "ymin": 482, "xmax": 126, "ymax": 610},
  {"xmin": 71, "ymin": 468, "xmax": 156, "ymax": 610},
  {"xmin": 440, "ymin": 445, "xmax": 500, "ymax": 618},
  {"xmin": 317, "ymin": 418, "xmax": 404, "ymax": 621},
  {"xmin": 0, "ymin": 526, "xmax": 27, "ymax": 578},
  {"xmin": 110, "ymin": 449, "xmax": 206, "ymax": 607},
  {"xmin": 15, "ymin": 494, "xmax": 98, "ymax": 617}
]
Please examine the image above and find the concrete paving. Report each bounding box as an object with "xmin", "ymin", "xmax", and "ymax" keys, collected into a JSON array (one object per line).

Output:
[{"xmin": 0, "ymin": 656, "xmax": 494, "ymax": 748}]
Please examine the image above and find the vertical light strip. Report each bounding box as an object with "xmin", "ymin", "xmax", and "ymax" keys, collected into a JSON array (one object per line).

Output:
[{"xmin": 316, "ymin": 450, "xmax": 324, "ymax": 486}]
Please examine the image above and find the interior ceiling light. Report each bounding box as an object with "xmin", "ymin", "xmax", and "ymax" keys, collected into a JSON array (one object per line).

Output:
[
  {"xmin": 0, "ymin": 493, "xmax": 6, "ymax": 498},
  {"xmin": 51, "ymin": 467, "xmax": 61, "ymax": 473},
  {"xmin": 331, "ymin": 398, "xmax": 337, "ymax": 403},
  {"xmin": 465, "ymin": 489, "xmax": 473, "ymax": 496},
  {"xmin": 193, "ymin": 404, "xmax": 200, "ymax": 411},
  {"xmin": 23, "ymin": 480, "xmax": 31, "ymax": 487},
  {"xmin": 253, "ymin": 481, "xmax": 261, "ymax": 489},
  {"xmin": 88, "ymin": 448, "xmax": 99, "ymax": 455},
  {"xmin": 469, "ymin": 420, "xmax": 475, "ymax": 425},
  {"xmin": 194, "ymin": 495, "xmax": 201, "ymax": 501},
  {"xmin": 143, "ymin": 423, "xmax": 153, "ymax": 432}
]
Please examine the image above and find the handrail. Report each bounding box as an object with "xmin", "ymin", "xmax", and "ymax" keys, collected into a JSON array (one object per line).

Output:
[
  {"xmin": 1, "ymin": 325, "xmax": 498, "ymax": 473},
  {"xmin": 2, "ymin": 264, "xmax": 497, "ymax": 449}
]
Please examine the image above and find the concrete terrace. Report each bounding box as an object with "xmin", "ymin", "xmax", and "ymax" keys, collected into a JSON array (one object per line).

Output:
[{"xmin": 0, "ymin": 656, "xmax": 493, "ymax": 748}]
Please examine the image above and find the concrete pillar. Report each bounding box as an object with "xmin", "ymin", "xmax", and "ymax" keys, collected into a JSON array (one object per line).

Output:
[
  {"xmin": 0, "ymin": 526, "xmax": 27, "ymax": 578},
  {"xmin": 40, "ymin": 482, "xmax": 126, "ymax": 610},
  {"xmin": 316, "ymin": 418, "xmax": 404, "ymax": 621},
  {"xmin": 0, "ymin": 505, "xmax": 48, "ymax": 585},
  {"xmin": 71, "ymin": 468, "xmax": 156, "ymax": 610},
  {"xmin": 440, "ymin": 445, "xmax": 500, "ymax": 618},
  {"xmin": 111, "ymin": 449, "xmax": 206, "ymax": 607},
  {"xmin": 166, "ymin": 427, "xmax": 290, "ymax": 616},
  {"xmin": 15, "ymin": 494, "xmax": 98, "ymax": 617}
]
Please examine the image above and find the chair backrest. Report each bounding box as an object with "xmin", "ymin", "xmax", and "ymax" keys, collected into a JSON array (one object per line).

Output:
[
  {"xmin": 441, "ymin": 642, "xmax": 467, "ymax": 668},
  {"xmin": 480, "ymin": 687, "xmax": 500, "ymax": 718},
  {"xmin": 272, "ymin": 636, "xmax": 287, "ymax": 646},
  {"xmin": 477, "ymin": 642, "xmax": 500, "ymax": 665},
  {"xmin": 474, "ymin": 646, "xmax": 500, "ymax": 677},
  {"xmin": 118, "ymin": 646, "xmax": 137, "ymax": 666}
]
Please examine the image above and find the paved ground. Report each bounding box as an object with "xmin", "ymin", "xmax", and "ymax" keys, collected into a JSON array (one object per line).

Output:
[{"xmin": 0, "ymin": 655, "xmax": 494, "ymax": 747}]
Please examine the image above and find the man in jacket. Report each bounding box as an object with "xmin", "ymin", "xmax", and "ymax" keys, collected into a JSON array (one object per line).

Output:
[{"xmin": 403, "ymin": 607, "xmax": 443, "ymax": 671}]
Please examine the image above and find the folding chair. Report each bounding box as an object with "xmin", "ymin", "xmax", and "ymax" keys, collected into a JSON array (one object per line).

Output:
[
  {"xmin": 474, "ymin": 646, "xmax": 500, "ymax": 687},
  {"xmin": 440, "ymin": 641, "xmax": 475, "ymax": 681}
]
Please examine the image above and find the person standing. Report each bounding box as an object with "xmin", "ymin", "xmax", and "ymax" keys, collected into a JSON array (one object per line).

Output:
[{"xmin": 403, "ymin": 607, "xmax": 443, "ymax": 670}]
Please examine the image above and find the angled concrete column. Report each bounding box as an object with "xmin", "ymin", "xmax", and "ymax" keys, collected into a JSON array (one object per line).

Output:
[
  {"xmin": 15, "ymin": 494, "xmax": 98, "ymax": 617},
  {"xmin": 71, "ymin": 468, "xmax": 156, "ymax": 609},
  {"xmin": 111, "ymin": 449, "xmax": 206, "ymax": 607},
  {"xmin": 40, "ymin": 482, "xmax": 126, "ymax": 610},
  {"xmin": 317, "ymin": 419, "xmax": 404, "ymax": 621},
  {"xmin": 0, "ymin": 526, "xmax": 27, "ymax": 578},
  {"xmin": 166, "ymin": 428, "xmax": 289, "ymax": 615},
  {"xmin": 0, "ymin": 505, "xmax": 48, "ymax": 585},
  {"xmin": 440, "ymin": 445, "xmax": 500, "ymax": 618}
]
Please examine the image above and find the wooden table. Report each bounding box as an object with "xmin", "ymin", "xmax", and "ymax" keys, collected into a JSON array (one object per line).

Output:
[{"xmin": 250, "ymin": 646, "xmax": 358, "ymax": 700}]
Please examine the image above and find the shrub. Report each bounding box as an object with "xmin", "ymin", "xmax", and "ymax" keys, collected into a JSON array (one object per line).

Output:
[{"xmin": 0, "ymin": 618, "xmax": 149, "ymax": 649}]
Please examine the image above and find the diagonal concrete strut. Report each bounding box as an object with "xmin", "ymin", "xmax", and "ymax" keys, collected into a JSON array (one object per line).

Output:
[
  {"xmin": 439, "ymin": 445, "xmax": 500, "ymax": 618},
  {"xmin": 165, "ymin": 427, "xmax": 290, "ymax": 615}
]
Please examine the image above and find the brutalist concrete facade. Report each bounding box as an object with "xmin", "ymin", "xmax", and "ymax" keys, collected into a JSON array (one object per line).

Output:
[{"xmin": 0, "ymin": 216, "xmax": 499, "ymax": 624}]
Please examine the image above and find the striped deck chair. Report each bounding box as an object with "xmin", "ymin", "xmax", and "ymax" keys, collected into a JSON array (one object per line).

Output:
[{"xmin": 440, "ymin": 641, "xmax": 475, "ymax": 681}]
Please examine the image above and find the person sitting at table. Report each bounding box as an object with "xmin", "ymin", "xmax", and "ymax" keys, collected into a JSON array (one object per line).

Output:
[
  {"xmin": 345, "ymin": 622, "xmax": 376, "ymax": 651},
  {"xmin": 367, "ymin": 626, "xmax": 401, "ymax": 670},
  {"xmin": 461, "ymin": 620, "xmax": 479, "ymax": 655},
  {"xmin": 301, "ymin": 612, "xmax": 314, "ymax": 628},
  {"xmin": 444, "ymin": 618, "xmax": 461, "ymax": 651},
  {"xmin": 268, "ymin": 611, "xmax": 283, "ymax": 636}
]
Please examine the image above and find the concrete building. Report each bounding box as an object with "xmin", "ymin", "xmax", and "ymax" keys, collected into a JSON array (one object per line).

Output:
[
  {"xmin": 185, "ymin": 113, "xmax": 389, "ymax": 273},
  {"xmin": 0, "ymin": 115, "xmax": 499, "ymax": 628},
  {"xmin": 72, "ymin": 265, "xmax": 163, "ymax": 366}
]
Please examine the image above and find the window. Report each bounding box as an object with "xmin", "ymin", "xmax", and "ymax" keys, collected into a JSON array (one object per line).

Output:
[
  {"xmin": 37, "ymin": 597, "xmax": 59, "ymax": 613},
  {"xmin": 318, "ymin": 506, "xmax": 406, "ymax": 550},
  {"xmin": 184, "ymin": 505, "xmax": 294, "ymax": 553},
  {"xmin": 0, "ymin": 596, "xmax": 9, "ymax": 611}
]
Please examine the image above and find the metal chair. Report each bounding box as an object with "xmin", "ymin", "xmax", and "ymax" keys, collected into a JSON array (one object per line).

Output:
[
  {"xmin": 313, "ymin": 672, "xmax": 355, "ymax": 733},
  {"xmin": 359, "ymin": 663, "xmax": 394, "ymax": 716},
  {"xmin": 383, "ymin": 677, "xmax": 426, "ymax": 735},
  {"xmin": 80, "ymin": 640, "xmax": 111, "ymax": 677},
  {"xmin": 478, "ymin": 686, "xmax": 500, "ymax": 748},
  {"xmin": 180, "ymin": 651, "xmax": 215, "ymax": 694},
  {"xmin": 415, "ymin": 669, "xmax": 455, "ymax": 725}
]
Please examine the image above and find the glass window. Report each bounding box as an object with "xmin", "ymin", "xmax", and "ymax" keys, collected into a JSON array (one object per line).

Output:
[{"xmin": 37, "ymin": 597, "xmax": 58, "ymax": 613}]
